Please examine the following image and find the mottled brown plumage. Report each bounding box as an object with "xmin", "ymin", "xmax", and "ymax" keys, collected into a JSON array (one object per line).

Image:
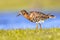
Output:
[{"xmin": 17, "ymin": 10, "xmax": 55, "ymax": 30}]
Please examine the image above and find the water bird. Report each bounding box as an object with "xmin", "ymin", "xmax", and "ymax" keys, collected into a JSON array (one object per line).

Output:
[{"xmin": 17, "ymin": 10, "xmax": 55, "ymax": 30}]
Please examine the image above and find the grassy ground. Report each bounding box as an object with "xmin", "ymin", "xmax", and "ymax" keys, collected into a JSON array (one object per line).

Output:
[{"xmin": 0, "ymin": 28, "xmax": 60, "ymax": 40}]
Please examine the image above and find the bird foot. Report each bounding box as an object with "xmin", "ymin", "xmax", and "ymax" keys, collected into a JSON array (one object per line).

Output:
[{"xmin": 36, "ymin": 26, "xmax": 38, "ymax": 30}]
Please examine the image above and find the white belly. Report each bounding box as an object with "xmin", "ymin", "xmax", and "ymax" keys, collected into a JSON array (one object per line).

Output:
[{"xmin": 36, "ymin": 20, "xmax": 44, "ymax": 23}]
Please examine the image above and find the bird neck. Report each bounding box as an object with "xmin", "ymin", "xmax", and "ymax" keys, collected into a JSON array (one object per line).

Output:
[{"xmin": 23, "ymin": 13, "xmax": 30, "ymax": 20}]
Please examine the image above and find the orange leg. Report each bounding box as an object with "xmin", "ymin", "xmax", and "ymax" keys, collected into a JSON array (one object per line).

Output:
[
  {"xmin": 36, "ymin": 23, "xmax": 38, "ymax": 30},
  {"xmin": 39, "ymin": 23, "xmax": 42, "ymax": 30}
]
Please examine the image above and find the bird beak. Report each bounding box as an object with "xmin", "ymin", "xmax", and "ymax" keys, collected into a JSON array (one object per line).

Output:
[{"xmin": 16, "ymin": 14, "xmax": 21, "ymax": 17}]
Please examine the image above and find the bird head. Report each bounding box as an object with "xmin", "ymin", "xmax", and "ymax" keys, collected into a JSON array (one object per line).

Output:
[
  {"xmin": 17, "ymin": 10, "xmax": 27, "ymax": 17},
  {"xmin": 20, "ymin": 10, "xmax": 28, "ymax": 15}
]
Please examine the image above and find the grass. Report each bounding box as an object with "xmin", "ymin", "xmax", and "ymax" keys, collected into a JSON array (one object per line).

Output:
[{"xmin": 0, "ymin": 28, "xmax": 60, "ymax": 40}]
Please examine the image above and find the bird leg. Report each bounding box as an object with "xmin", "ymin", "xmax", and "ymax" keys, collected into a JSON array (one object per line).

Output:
[
  {"xmin": 36, "ymin": 23, "xmax": 38, "ymax": 30},
  {"xmin": 39, "ymin": 23, "xmax": 42, "ymax": 30}
]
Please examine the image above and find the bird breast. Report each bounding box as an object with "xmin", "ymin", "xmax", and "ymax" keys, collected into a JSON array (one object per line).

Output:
[{"xmin": 29, "ymin": 12, "xmax": 41, "ymax": 22}]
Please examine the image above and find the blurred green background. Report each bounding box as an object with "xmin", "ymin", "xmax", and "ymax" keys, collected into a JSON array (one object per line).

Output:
[{"xmin": 0, "ymin": 0, "xmax": 60, "ymax": 10}]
